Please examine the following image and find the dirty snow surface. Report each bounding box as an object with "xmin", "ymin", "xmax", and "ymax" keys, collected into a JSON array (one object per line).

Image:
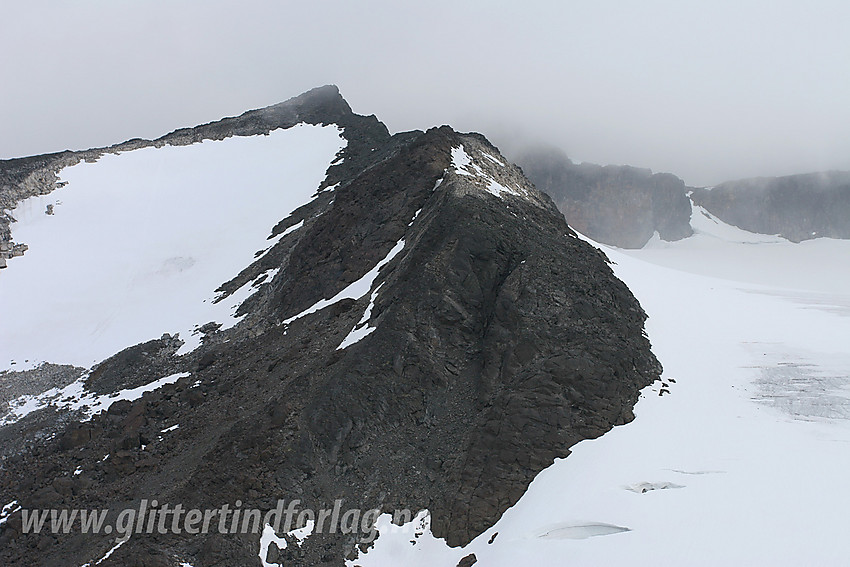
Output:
[
  {"xmin": 0, "ymin": 124, "xmax": 345, "ymax": 371},
  {"xmin": 352, "ymin": 209, "xmax": 850, "ymax": 566}
]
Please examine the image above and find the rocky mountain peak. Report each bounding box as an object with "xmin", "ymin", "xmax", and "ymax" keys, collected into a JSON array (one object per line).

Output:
[{"xmin": 0, "ymin": 88, "xmax": 659, "ymax": 566}]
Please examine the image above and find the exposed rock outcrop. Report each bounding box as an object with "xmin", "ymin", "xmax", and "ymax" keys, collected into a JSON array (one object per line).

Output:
[
  {"xmin": 691, "ymin": 171, "xmax": 850, "ymax": 242},
  {"xmin": 514, "ymin": 146, "xmax": 693, "ymax": 248}
]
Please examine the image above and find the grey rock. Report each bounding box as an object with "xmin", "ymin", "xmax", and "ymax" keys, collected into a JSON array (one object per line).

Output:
[
  {"xmin": 514, "ymin": 145, "xmax": 693, "ymax": 248},
  {"xmin": 691, "ymin": 171, "xmax": 850, "ymax": 242}
]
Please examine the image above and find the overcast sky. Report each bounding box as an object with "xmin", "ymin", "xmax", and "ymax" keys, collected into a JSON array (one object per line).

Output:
[{"xmin": 2, "ymin": 0, "xmax": 849, "ymax": 186}]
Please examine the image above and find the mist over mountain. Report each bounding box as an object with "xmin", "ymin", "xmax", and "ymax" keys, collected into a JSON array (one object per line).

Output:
[
  {"xmin": 691, "ymin": 171, "xmax": 850, "ymax": 242},
  {"xmin": 5, "ymin": 2, "xmax": 850, "ymax": 190},
  {"xmin": 512, "ymin": 144, "xmax": 850, "ymax": 249},
  {"xmin": 513, "ymin": 145, "xmax": 693, "ymax": 249}
]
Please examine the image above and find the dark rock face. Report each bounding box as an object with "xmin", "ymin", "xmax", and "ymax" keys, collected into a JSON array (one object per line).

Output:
[
  {"xmin": 0, "ymin": 89, "xmax": 660, "ymax": 566},
  {"xmin": 691, "ymin": 171, "xmax": 850, "ymax": 242},
  {"xmin": 514, "ymin": 146, "xmax": 693, "ymax": 248}
]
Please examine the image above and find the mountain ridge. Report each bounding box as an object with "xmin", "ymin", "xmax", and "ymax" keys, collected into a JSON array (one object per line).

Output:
[
  {"xmin": 690, "ymin": 170, "xmax": 850, "ymax": 242},
  {"xmin": 513, "ymin": 144, "xmax": 850, "ymax": 248},
  {"xmin": 0, "ymin": 88, "xmax": 660, "ymax": 566},
  {"xmin": 0, "ymin": 85, "xmax": 382, "ymax": 266}
]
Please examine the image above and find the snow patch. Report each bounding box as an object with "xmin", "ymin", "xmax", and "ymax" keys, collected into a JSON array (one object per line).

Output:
[
  {"xmin": 279, "ymin": 219, "xmax": 304, "ymax": 238},
  {"xmin": 258, "ymin": 520, "xmax": 315, "ymax": 567},
  {"xmin": 450, "ymin": 146, "xmax": 480, "ymax": 177},
  {"xmin": 0, "ymin": 500, "xmax": 20, "ymax": 527},
  {"xmin": 1, "ymin": 372, "xmax": 190, "ymax": 426},
  {"xmin": 80, "ymin": 535, "xmax": 130, "ymax": 567},
  {"xmin": 481, "ymin": 151, "xmax": 505, "ymax": 166},
  {"xmin": 283, "ymin": 239, "xmax": 405, "ymax": 327},
  {"xmin": 450, "ymin": 145, "xmax": 524, "ymax": 199},
  {"xmin": 259, "ymin": 524, "xmax": 287, "ymax": 567},
  {"xmin": 338, "ymin": 211, "xmax": 420, "ymax": 349},
  {"xmin": 337, "ymin": 283, "xmax": 382, "ymax": 350}
]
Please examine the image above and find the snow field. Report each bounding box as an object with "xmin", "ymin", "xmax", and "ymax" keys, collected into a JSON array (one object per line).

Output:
[{"xmin": 0, "ymin": 124, "xmax": 345, "ymax": 371}]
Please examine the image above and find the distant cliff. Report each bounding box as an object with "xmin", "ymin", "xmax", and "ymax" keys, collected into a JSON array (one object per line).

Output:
[
  {"xmin": 691, "ymin": 171, "xmax": 850, "ymax": 242},
  {"xmin": 514, "ymin": 146, "xmax": 693, "ymax": 248}
]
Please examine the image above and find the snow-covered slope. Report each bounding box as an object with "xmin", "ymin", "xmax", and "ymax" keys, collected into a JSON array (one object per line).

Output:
[
  {"xmin": 353, "ymin": 210, "xmax": 850, "ymax": 566},
  {"xmin": 636, "ymin": 203, "xmax": 850, "ymax": 294},
  {"xmin": 0, "ymin": 124, "xmax": 345, "ymax": 372}
]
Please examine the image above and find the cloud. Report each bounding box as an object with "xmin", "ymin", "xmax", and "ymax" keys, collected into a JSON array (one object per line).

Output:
[{"xmin": 2, "ymin": 0, "xmax": 849, "ymax": 186}]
